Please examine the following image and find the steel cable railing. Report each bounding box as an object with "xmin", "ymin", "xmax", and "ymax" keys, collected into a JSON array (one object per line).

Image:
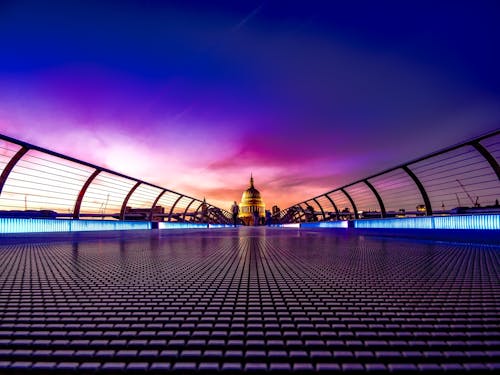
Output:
[
  {"xmin": 0, "ymin": 133, "xmax": 231, "ymax": 224},
  {"xmin": 281, "ymin": 129, "xmax": 500, "ymax": 223}
]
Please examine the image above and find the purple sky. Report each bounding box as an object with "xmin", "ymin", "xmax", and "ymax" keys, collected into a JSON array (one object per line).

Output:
[{"xmin": 1, "ymin": 1, "xmax": 499, "ymax": 210}]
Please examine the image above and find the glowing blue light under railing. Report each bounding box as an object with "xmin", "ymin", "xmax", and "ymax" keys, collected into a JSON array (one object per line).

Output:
[
  {"xmin": 300, "ymin": 221, "xmax": 349, "ymax": 229},
  {"xmin": 0, "ymin": 218, "xmax": 151, "ymax": 233},
  {"xmin": 282, "ymin": 223, "xmax": 300, "ymax": 228},
  {"xmin": 432, "ymin": 215, "xmax": 500, "ymax": 230},
  {"xmin": 354, "ymin": 214, "xmax": 500, "ymax": 230},
  {"xmin": 355, "ymin": 217, "xmax": 434, "ymax": 229},
  {"xmin": 158, "ymin": 222, "xmax": 208, "ymax": 229},
  {"xmin": 208, "ymin": 224, "xmax": 234, "ymax": 228}
]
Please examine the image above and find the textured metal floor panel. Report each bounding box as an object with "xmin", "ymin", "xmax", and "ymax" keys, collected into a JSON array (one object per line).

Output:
[{"xmin": 0, "ymin": 227, "xmax": 498, "ymax": 373}]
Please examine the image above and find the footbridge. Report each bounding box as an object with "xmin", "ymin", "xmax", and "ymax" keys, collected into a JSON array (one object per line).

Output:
[{"xmin": 0, "ymin": 131, "xmax": 498, "ymax": 374}]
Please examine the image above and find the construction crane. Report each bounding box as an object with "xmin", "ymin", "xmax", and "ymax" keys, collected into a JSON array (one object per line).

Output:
[{"xmin": 456, "ymin": 180, "xmax": 479, "ymax": 207}]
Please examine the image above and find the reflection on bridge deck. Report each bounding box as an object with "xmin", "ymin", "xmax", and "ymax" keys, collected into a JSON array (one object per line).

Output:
[{"xmin": 0, "ymin": 227, "xmax": 498, "ymax": 373}]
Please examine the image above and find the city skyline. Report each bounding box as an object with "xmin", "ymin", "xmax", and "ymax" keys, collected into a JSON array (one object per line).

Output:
[{"xmin": 1, "ymin": 1, "xmax": 499, "ymax": 209}]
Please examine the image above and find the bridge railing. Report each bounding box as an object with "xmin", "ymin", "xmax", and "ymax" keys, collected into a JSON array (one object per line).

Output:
[
  {"xmin": 280, "ymin": 130, "xmax": 500, "ymax": 223},
  {"xmin": 0, "ymin": 133, "xmax": 232, "ymax": 224}
]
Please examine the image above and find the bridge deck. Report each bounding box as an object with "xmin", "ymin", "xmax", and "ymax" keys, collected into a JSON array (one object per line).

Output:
[{"xmin": 0, "ymin": 227, "xmax": 498, "ymax": 373}]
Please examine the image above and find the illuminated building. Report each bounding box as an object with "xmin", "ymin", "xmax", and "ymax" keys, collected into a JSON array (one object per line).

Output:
[{"xmin": 239, "ymin": 174, "xmax": 265, "ymax": 226}]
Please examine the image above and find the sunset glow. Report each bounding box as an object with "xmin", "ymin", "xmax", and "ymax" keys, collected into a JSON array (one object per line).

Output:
[{"xmin": 1, "ymin": 1, "xmax": 499, "ymax": 210}]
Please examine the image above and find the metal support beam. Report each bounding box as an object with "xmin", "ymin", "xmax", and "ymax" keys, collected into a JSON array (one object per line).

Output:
[
  {"xmin": 302, "ymin": 202, "xmax": 314, "ymax": 222},
  {"xmin": 471, "ymin": 141, "xmax": 500, "ymax": 181},
  {"xmin": 294, "ymin": 210, "xmax": 302, "ymax": 223},
  {"xmin": 0, "ymin": 134, "xmax": 229, "ymax": 224},
  {"xmin": 340, "ymin": 188, "xmax": 359, "ymax": 219},
  {"xmin": 209, "ymin": 207, "xmax": 221, "ymax": 224},
  {"xmin": 120, "ymin": 182, "xmax": 142, "ymax": 220},
  {"xmin": 281, "ymin": 209, "xmax": 291, "ymax": 223},
  {"xmin": 149, "ymin": 189, "xmax": 167, "ymax": 221},
  {"xmin": 279, "ymin": 130, "xmax": 499, "ymax": 221},
  {"xmin": 0, "ymin": 146, "xmax": 29, "ymax": 197},
  {"xmin": 219, "ymin": 208, "xmax": 230, "ymax": 225},
  {"xmin": 402, "ymin": 165, "xmax": 432, "ymax": 216},
  {"xmin": 168, "ymin": 195, "xmax": 184, "ymax": 222},
  {"xmin": 296, "ymin": 204, "xmax": 307, "ymax": 222},
  {"xmin": 204, "ymin": 205, "xmax": 215, "ymax": 224},
  {"xmin": 283, "ymin": 209, "xmax": 291, "ymax": 223},
  {"xmin": 364, "ymin": 179, "xmax": 386, "ymax": 218},
  {"xmin": 182, "ymin": 198, "xmax": 197, "ymax": 222},
  {"xmin": 312, "ymin": 198, "xmax": 326, "ymax": 221},
  {"xmin": 221, "ymin": 209, "xmax": 232, "ymax": 224},
  {"xmin": 289, "ymin": 207, "xmax": 300, "ymax": 223},
  {"xmin": 73, "ymin": 169, "xmax": 101, "ymax": 219},
  {"xmin": 292, "ymin": 205, "xmax": 301, "ymax": 222},
  {"xmin": 324, "ymin": 194, "xmax": 340, "ymax": 220},
  {"xmin": 192, "ymin": 201, "xmax": 204, "ymax": 222}
]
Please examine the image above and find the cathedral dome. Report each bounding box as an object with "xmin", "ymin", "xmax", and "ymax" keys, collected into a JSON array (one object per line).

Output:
[
  {"xmin": 242, "ymin": 185, "xmax": 262, "ymax": 201},
  {"xmin": 239, "ymin": 174, "xmax": 265, "ymax": 225},
  {"xmin": 241, "ymin": 175, "xmax": 263, "ymax": 203}
]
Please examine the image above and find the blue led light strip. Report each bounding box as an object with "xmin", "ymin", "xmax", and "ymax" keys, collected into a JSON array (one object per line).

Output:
[
  {"xmin": 0, "ymin": 218, "xmax": 151, "ymax": 233},
  {"xmin": 354, "ymin": 215, "xmax": 500, "ymax": 230},
  {"xmin": 158, "ymin": 222, "xmax": 209, "ymax": 229},
  {"xmin": 300, "ymin": 221, "xmax": 349, "ymax": 229}
]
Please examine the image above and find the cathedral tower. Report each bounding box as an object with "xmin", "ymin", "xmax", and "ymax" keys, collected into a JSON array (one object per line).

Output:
[{"xmin": 239, "ymin": 174, "xmax": 265, "ymax": 226}]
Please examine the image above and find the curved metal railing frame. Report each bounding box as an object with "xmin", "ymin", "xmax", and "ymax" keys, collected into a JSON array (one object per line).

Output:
[
  {"xmin": 280, "ymin": 129, "xmax": 500, "ymax": 223},
  {"xmin": 0, "ymin": 133, "xmax": 232, "ymax": 224}
]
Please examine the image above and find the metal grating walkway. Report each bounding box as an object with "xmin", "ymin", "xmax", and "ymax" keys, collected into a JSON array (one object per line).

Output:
[{"xmin": 0, "ymin": 227, "xmax": 499, "ymax": 373}]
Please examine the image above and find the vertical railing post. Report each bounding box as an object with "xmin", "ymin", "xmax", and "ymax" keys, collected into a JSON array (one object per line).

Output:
[
  {"xmin": 74, "ymin": 169, "xmax": 101, "ymax": 219},
  {"xmin": 470, "ymin": 141, "xmax": 500, "ymax": 181},
  {"xmin": 168, "ymin": 195, "xmax": 184, "ymax": 222},
  {"xmin": 312, "ymin": 198, "xmax": 326, "ymax": 221},
  {"xmin": 0, "ymin": 146, "xmax": 29, "ymax": 197},
  {"xmin": 364, "ymin": 179, "xmax": 386, "ymax": 218},
  {"xmin": 149, "ymin": 189, "xmax": 167, "ymax": 221},
  {"xmin": 324, "ymin": 194, "xmax": 340, "ymax": 220},
  {"xmin": 120, "ymin": 182, "xmax": 142, "ymax": 220},
  {"xmin": 402, "ymin": 165, "xmax": 432, "ymax": 216},
  {"xmin": 182, "ymin": 199, "xmax": 197, "ymax": 222},
  {"xmin": 340, "ymin": 188, "xmax": 359, "ymax": 219}
]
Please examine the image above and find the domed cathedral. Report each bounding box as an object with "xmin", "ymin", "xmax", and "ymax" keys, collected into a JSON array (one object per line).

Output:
[{"xmin": 239, "ymin": 174, "xmax": 266, "ymax": 226}]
